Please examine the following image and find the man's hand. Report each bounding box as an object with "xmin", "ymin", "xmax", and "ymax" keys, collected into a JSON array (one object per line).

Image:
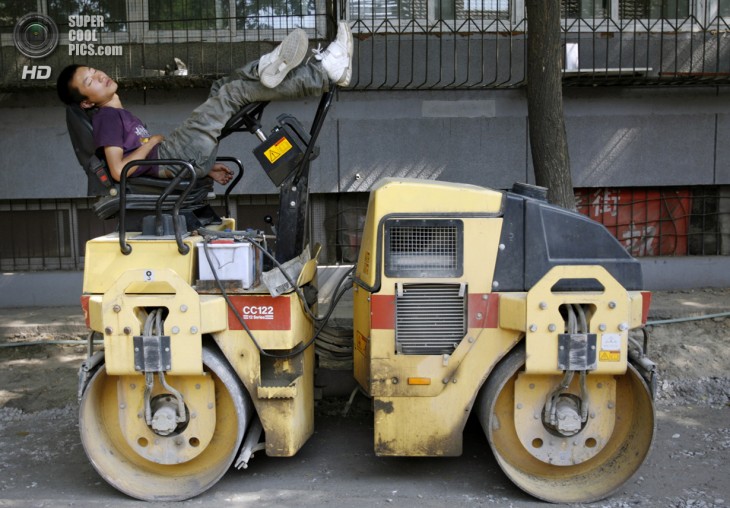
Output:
[
  {"xmin": 147, "ymin": 134, "xmax": 165, "ymax": 145},
  {"xmin": 209, "ymin": 163, "xmax": 234, "ymax": 185}
]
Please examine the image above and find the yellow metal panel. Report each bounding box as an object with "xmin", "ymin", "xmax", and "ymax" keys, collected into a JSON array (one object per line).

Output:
[
  {"xmin": 524, "ymin": 266, "xmax": 630, "ymax": 375},
  {"xmin": 376, "ymin": 218, "xmax": 503, "ymax": 295},
  {"xmin": 212, "ymin": 292, "xmax": 315, "ymax": 457},
  {"xmin": 202, "ymin": 217, "xmax": 236, "ymax": 231},
  {"xmin": 353, "ymin": 285, "xmax": 372, "ymax": 391},
  {"xmin": 372, "ymin": 329, "xmax": 521, "ymax": 456},
  {"xmin": 369, "ymin": 325, "xmax": 501, "ymax": 398},
  {"xmin": 88, "ymin": 295, "xmax": 104, "ymax": 331},
  {"xmin": 368, "ymin": 178, "xmax": 503, "ymax": 215},
  {"xmin": 101, "ymin": 269, "xmax": 203, "ymax": 376},
  {"xmin": 226, "ymin": 295, "xmax": 316, "ymax": 350},
  {"xmin": 356, "ymin": 179, "xmax": 504, "ymax": 289},
  {"xmin": 83, "ymin": 233, "xmax": 199, "ymax": 294},
  {"xmin": 499, "ymin": 293, "xmax": 527, "ymax": 331},
  {"xmin": 628, "ymin": 291, "xmax": 645, "ymax": 328},
  {"xmin": 199, "ymin": 296, "xmax": 228, "ymax": 333}
]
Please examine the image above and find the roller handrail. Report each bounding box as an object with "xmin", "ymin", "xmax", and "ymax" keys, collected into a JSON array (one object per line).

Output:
[
  {"xmin": 216, "ymin": 157, "xmax": 245, "ymax": 218},
  {"xmin": 119, "ymin": 159, "xmax": 196, "ymax": 255}
]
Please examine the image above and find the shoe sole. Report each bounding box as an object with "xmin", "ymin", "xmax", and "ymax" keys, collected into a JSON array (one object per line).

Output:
[
  {"xmin": 260, "ymin": 29, "xmax": 309, "ymax": 89},
  {"xmin": 336, "ymin": 21, "xmax": 353, "ymax": 87}
]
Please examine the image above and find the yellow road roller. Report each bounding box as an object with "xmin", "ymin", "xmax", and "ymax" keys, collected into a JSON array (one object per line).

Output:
[{"xmin": 71, "ymin": 92, "xmax": 656, "ymax": 502}]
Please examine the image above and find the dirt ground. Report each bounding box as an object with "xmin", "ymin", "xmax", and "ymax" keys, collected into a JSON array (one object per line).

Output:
[{"xmin": 0, "ymin": 290, "xmax": 728, "ymax": 507}]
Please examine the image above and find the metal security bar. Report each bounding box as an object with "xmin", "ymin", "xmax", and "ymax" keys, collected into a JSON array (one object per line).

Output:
[
  {"xmin": 0, "ymin": 0, "xmax": 330, "ymax": 88},
  {"xmin": 1, "ymin": 0, "xmax": 730, "ymax": 89},
  {"xmin": 0, "ymin": 198, "xmax": 113, "ymax": 271}
]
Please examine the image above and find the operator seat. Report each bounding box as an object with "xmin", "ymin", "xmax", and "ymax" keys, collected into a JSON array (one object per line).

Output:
[{"xmin": 65, "ymin": 104, "xmax": 219, "ymax": 231}]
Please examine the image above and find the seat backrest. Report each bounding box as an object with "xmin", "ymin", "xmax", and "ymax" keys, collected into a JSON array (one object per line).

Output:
[{"xmin": 65, "ymin": 104, "xmax": 113, "ymax": 196}]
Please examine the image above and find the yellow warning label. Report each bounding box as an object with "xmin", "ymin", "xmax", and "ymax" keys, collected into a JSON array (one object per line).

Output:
[
  {"xmin": 264, "ymin": 137, "xmax": 293, "ymax": 164},
  {"xmin": 599, "ymin": 350, "xmax": 621, "ymax": 362},
  {"xmin": 355, "ymin": 331, "xmax": 368, "ymax": 354}
]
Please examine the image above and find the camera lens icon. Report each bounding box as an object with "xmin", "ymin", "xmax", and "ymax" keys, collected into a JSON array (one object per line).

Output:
[{"xmin": 14, "ymin": 13, "xmax": 59, "ymax": 59}]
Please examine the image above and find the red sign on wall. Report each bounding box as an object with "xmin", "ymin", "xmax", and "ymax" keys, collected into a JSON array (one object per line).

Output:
[{"xmin": 575, "ymin": 188, "xmax": 692, "ymax": 256}]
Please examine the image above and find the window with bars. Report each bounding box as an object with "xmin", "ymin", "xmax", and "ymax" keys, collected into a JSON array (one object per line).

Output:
[
  {"xmin": 148, "ymin": 0, "xmax": 231, "ymax": 31},
  {"xmin": 561, "ymin": 0, "xmax": 610, "ymax": 19},
  {"xmin": 349, "ymin": 0, "xmax": 508, "ymax": 21},
  {"xmin": 619, "ymin": 0, "xmax": 690, "ymax": 19},
  {"xmin": 236, "ymin": 0, "xmax": 317, "ymax": 29},
  {"xmin": 559, "ymin": 0, "xmax": 693, "ymax": 20},
  {"xmin": 0, "ymin": 0, "xmax": 321, "ymax": 42}
]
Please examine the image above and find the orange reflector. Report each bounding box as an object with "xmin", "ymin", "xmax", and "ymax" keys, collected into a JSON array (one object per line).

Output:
[{"xmin": 407, "ymin": 377, "xmax": 431, "ymax": 385}]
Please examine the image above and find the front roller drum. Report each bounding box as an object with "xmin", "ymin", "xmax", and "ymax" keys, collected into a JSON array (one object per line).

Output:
[
  {"xmin": 79, "ymin": 346, "xmax": 252, "ymax": 501},
  {"xmin": 477, "ymin": 344, "xmax": 655, "ymax": 504}
]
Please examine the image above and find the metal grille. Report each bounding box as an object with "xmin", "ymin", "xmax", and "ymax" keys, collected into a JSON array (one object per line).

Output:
[
  {"xmin": 395, "ymin": 283, "xmax": 466, "ymax": 355},
  {"xmin": 385, "ymin": 219, "xmax": 463, "ymax": 277},
  {"xmin": 2, "ymin": 1, "xmax": 730, "ymax": 90}
]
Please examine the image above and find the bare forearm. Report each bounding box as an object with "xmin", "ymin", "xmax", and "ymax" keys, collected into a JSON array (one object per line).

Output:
[{"xmin": 105, "ymin": 135, "xmax": 164, "ymax": 181}]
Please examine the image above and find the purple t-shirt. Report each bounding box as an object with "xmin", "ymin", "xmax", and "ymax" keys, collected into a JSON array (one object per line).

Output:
[{"xmin": 92, "ymin": 107, "xmax": 159, "ymax": 178}]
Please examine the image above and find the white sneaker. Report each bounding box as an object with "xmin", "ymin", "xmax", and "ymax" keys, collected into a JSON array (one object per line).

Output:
[
  {"xmin": 259, "ymin": 29, "xmax": 309, "ymax": 89},
  {"xmin": 313, "ymin": 21, "xmax": 353, "ymax": 86}
]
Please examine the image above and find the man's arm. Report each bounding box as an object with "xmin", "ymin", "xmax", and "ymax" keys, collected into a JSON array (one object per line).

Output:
[{"xmin": 103, "ymin": 134, "xmax": 164, "ymax": 181}]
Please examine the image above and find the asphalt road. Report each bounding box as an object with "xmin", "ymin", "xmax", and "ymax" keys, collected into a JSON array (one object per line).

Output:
[{"xmin": 0, "ymin": 399, "xmax": 727, "ymax": 508}]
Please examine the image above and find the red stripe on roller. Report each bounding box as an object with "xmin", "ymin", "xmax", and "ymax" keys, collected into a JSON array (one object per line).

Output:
[
  {"xmin": 80, "ymin": 295, "xmax": 91, "ymax": 328},
  {"xmin": 371, "ymin": 294, "xmax": 395, "ymax": 329},
  {"xmin": 227, "ymin": 295, "xmax": 291, "ymax": 330},
  {"xmin": 369, "ymin": 292, "xmax": 499, "ymax": 329},
  {"xmin": 468, "ymin": 293, "xmax": 499, "ymax": 328},
  {"xmin": 641, "ymin": 291, "xmax": 652, "ymax": 325}
]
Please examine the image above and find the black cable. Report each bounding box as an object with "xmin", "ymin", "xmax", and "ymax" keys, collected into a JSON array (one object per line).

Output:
[
  {"xmin": 199, "ymin": 227, "xmax": 323, "ymax": 322},
  {"xmin": 201, "ymin": 235, "xmax": 354, "ymax": 359}
]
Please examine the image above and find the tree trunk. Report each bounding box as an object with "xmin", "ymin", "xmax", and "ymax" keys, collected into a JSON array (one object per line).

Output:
[{"xmin": 525, "ymin": 0, "xmax": 576, "ymax": 210}]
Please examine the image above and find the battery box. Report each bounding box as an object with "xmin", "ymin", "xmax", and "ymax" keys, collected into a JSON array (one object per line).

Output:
[{"xmin": 196, "ymin": 241, "xmax": 261, "ymax": 289}]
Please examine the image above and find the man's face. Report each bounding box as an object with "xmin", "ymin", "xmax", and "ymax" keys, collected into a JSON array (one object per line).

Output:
[{"xmin": 72, "ymin": 66, "xmax": 118, "ymax": 108}]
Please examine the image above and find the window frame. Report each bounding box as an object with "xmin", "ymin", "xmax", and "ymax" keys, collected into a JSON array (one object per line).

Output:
[
  {"xmin": 347, "ymin": 0, "xmax": 725, "ymax": 33},
  {"xmin": 141, "ymin": 0, "xmax": 236, "ymax": 43},
  {"xmin": 559, "ymin": 0, "xmax": 716, "ymax": 32},
  {"xmin": 0, "ymin": 0, "xmax": 327, "ymax": 49}
]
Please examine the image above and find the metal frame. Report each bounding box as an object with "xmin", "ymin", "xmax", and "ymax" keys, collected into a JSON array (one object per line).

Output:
[{"xmin": 384, "ymin": 218, "xmax": 465, "ymax": 278}]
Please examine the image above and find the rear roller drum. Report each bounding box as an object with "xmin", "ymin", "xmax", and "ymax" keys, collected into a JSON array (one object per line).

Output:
[
  {"xmin": 477, "ymin": 344, "xmax": 655, "ymax": 504},
  {"xmin": 79, "ymin": 346, "xmax": 251, "ymax": 501}
]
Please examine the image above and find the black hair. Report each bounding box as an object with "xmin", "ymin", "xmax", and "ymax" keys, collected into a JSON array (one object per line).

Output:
[{"xmin": 56, "ymin": 64, "xmax": 87, "ymax": 105}]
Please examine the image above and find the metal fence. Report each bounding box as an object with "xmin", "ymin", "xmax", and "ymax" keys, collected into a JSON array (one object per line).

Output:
[
  {"xmin": 1, "ymin": 0, "xmax": 730, "ymax": 89},
  {"xmin": 0, "ymin": 187, "xmax": 727, "ymax": 272}
]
